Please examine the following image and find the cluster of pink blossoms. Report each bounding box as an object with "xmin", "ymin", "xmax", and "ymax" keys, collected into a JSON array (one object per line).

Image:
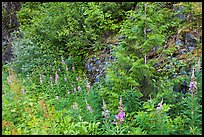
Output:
[{"xmin": 113, "ymin": 96, "xmax": 125, "ymax": 125}]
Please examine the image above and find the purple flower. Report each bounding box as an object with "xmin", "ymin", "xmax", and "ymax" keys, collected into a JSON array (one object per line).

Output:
[
  {"xmin": 72, "ymin": 65, "xmax": 75, "ymax": 72},
  {"xmin": 62, "ymin": 59, "xmax": 65, "ymax": 65},
  {"xmin": 113, "ymin": 119, "xmax": 116, "ymax": 124},
  {"xmin": 73, "ymin": 87, "xmax": 76, "ymax": 93},
  {"xmin": 115, "ymin": 109, "xmax": 125, "ymax": 124},
  {"xmin": 113, "ymin": 96, "xmax": 126, "ymax": 124},
  {"xmin": 50, "ymin": 76, "xmax": 53, "ymax": 81},
  {"xmin": 58, "ymin": 68, "xmax": 60, "ymax": 72},
  {"xmin": 78, "ymin": 85, "xmax": 81, "ymax": 91},
  {"xmin": 87, "ymin": 104, "xmax": 93, "ymax": 112},
  {"xmin": 66, "ymin": 67, "xmax": 68, "ymax": 71},
  {"xmin": 156, "ymin": 99, "xmax": 163, "ymax": 111},
  {"xmin": 189, "ymin": 67, "xmax": 197, "ymax": 94},
  {"xmin": 55, "ymin": 73, "xmax": 59, "ymax": 84},
  {"xmin": 76, "ymin": 76, "xmax": 80, "ymax": 81},
  {"xmin": 55, "ymin": 73, "xmax": 59, "ymax": 79},
  {"xmin": 189, "ymin": 79, "xmax": 197, "ymax": 93},
  {"xmin": 156, "ymin": 102, "xmax": 163, "ymax": 111}
]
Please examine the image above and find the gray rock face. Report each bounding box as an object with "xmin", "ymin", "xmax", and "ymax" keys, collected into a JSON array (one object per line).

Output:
[
  {"xmin": 85, "ymin": 46, "xmax": 115, "ymax": 84},
  {"xmin": 184, "ymin": 33, "xmax": 197, "ymax": 48},
  {"xmin": 174, "ymin": 6, "xmax": 186, "ymax": 22},
  {"xmin": 175, "ymin": 39, "xmax": 184, "ymax": 46},
  {"xmin": 2, "ymin": 39, "xmax": 13, "ymax": 64}
]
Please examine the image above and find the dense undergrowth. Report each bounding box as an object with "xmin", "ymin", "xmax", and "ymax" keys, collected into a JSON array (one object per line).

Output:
[{"xmin": 2, "ymin": 2, "xmax": 202, "ymax": 135}]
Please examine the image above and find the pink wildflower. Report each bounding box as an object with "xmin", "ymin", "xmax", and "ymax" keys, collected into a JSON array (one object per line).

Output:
[
  {"xmin": 114, "ymin": 96, "xmax": 125, "ymax": 124},
  {"xmin": 55, "ymin": 73, "xmax": 59, "ymax": 84},
  {"xmin": 189, "ymin": 80, "xmax": 197, "ymax": 92},
  {"xmin": 50, "ymin": 76, "xmax": 53, "ymax": 81},
  {"xmin": 156, "ymin": 98, "xmax": 163, "ymax": 111},
  {"xmin": 76, "ymin": 76, "xmax": 80, "ymax": 81},
  {"xmin": 72, "ymin": 65, "xmax": 75, "ymax": 72},
  {"xmin": 62, "ymin": 59, "xmax": 65, "ymax": 65},
  {"xmin": 189, "ymin": 67, "xmax": 197, "ymax": 94},
  {"xmin": 115, "ymin": 109, "xmax": 125, "ymax": 124},
  {"xmin": 87, "ymin": 104, "xmax": 93, "ymax": 112},
  {"xmin": 78, "ymin": 85, "xmax": 81, "ymax": 91},
  {"xmin": 73, "ymin": 87, "xmax": 76, "ymax": 93}
]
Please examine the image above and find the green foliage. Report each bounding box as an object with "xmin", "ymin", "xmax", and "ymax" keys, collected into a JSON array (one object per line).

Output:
[
  {"xmin": 135, "ymin": 98, "xmax": 175, "ymax": 135},
  {"xmin": 3, "ymin": 2, "xmax": 202, "ymax": 135},
  {"xmin": 15, "ymin": 2, "xmax": 125, "ymax": 72},
  {"xmin": 11, "ymin": 31, "xmax": 48, "ymax": 77},
  {"xmin": 99, "ymin": 2, "xmax": 179, "ymax": 110}
]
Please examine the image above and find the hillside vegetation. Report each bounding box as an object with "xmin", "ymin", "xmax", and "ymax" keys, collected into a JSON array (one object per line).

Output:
[{"xmin": 2, "ymin": 2, "xmax": 202, "ymax": 135}]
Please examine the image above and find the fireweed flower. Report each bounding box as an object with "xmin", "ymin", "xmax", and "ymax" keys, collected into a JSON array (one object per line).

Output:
[
  {"xmin": 62, "ymin": 59, "xmax": 65, "ymax": 65},
  {"xmin": 115, "ymin": 109, "xmax": 125, "ymax": 124},
  {"xmin": 76, "ymin": 76, "xmax": 80, "ymax": 81},
  {"xmin": 73, "ymin": 87, "xmax": 76, "ymax": 93},
  {"xmin": 156, "ymin": 102, "xmax": 163, "ymax": 111},
  {"xmin": 87, "ymin": 104, "xmax": 93, "ymax": 112},
  {"xmin": 50, "ymin": 76, "xmax": 53, "ymax": 81},
  {"xmin": 114, "ymin": 96, "xmax": 125, "ymax": 125},
  {"xmin": 55, "ymin": 73, "xmax": 59, "ymax": 84},
  {"xmin": 78, "ymin": 85, "xmax": 81, "ymax": 91},
  {"xmin": 189, "ymin": 79, "xmax": 197, "ymax": 93},
  {"xmin": 72, "ymin": 65, "xmax": 75, "ymax": 72},
  {"xmin": 189, "ymin": 68, "xmax": 197, "ymax": 94},
  {"xmin": 156, "ymin": 98, "xmax": 163, "ymax": 111}
]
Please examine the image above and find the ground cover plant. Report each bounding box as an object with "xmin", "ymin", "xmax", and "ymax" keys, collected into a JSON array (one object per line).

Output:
[{"xmin": 2, "ymin": 2, "xmax": 202, "ymax": 135}]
